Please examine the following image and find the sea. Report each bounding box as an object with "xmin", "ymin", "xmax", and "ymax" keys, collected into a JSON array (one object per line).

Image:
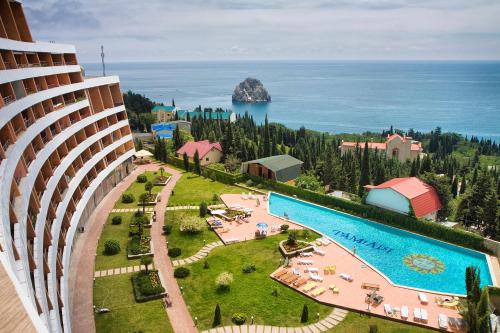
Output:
[{"xmin": 83, "ymin": 61, "xmax": 500, "ymax": 141}]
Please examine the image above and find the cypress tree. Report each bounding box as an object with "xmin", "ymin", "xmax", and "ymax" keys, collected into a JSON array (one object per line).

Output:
[
  {"xmin": 212, "ymin": 304, "xmax": 221, "ymax": 327},
  {"xmin": 183, "ymin": 152, "xmax": 190, "ymax": 172},
  {"xmin": 451, "ymin": 176, "xmax": 458, "ymax": 198},
  {"xmin": 263, "ymin": 115, "xmax": 271, "ymax": 157},
  {"xmin": 476, "ymin": 288, "xmax": 490, "ymax": 320},
  {"xmin": 194, "ymin": 149, "xmax": 201, "ymax": 175},
  {"xmin": 358, "ymin": 141, "xmax": 370, "ymax": 197},
  {"xmin": 173, "ymin": 126, "xmax": 183, "ymax": 150},
  {"xmin": 483, "ymin": 192, "xmax": 498, "ymax": 238},
  {"xmin": 410, "ymin": 160, "xmax": 417, "ymax": 177},
  {"xmin": 460, "ymin": 173, "xmax": 467, "ymax": 194},
  {"xmin": 300, "ymin": 304, "xmax": 309, "ymax": 323}
]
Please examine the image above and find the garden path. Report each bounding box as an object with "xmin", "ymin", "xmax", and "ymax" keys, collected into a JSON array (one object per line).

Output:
[{"xmin": 171, "ymin": 241, "xmax": 224, "ymax": 267}]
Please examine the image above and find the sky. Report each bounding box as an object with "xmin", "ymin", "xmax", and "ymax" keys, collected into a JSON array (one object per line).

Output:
[{"xmin": 23, "ymin": 0, "xmax": 500, "ymax": 63}]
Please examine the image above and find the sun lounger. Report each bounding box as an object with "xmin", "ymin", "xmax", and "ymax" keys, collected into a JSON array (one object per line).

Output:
[
  {"xmin": 241, "ymin": 193, "xmax": 248, "ymax": 200},
  {"xmin": 304, "ymin": 267, "xmax": 318, "ymax": 273},
  {"xmin": 273, "ymin": 268, "xmax": 288, "ymax": 278},
  {"xmin": 414, "ymin": 308, "xmax": 422, "ymax": 321},
  {"xmin": 420, "ymin": 309, "xmax": 428, "ymax": 322},
  {"xmin": 300, "ymin": 252, "xmax": 313, "ymax": 257},
  {"xmin": 340, "ymin": 273, "xmax": 353, "ymax": 282},
  {"xmin": 284, "ymin": 275, "xmax": 300, "ymax": 285},
  {"xmin": 298, "ymin": 259, "xmax": 313, "ymax": 265},
  {"xmin": 313, "ymin": 247, "xmax": 326, "ymax": 256},
  {"xmin": 319, "ymin": 238, "xmax": 331, "ymax": 246},
  {"xmin": 302, "ymin": 282, "xmax": 318, "ymax": 292},
  {"xmin": 311, "ymin": 287, "xmax": 326, "ymax": 297},
  {"xmin": 294, "ymin": 278, "xmax": 307, "ymax": 287},
  {"xmin": 309, "ymin": 272, "xmax": 324, "ymax": 282},
  {"xmin": 418, "ymin": 292, "xmax": 428, "ymax": 304},
  {"xmin": 401, "ymin": 306, "xmax": 409, "ymax": 319},
  {"xmin": 329, "ymin": 284, "xmax": 340, "ymax": 293},
  {"xmin": 361, "ymin": 282, "xmax": 380, "ymax": 290},
  {"xmin": 373, "ymin": 295, "xmax": 384, "ymax": 305},
  {"xmin": 384, "ymin": 304, "xmax": 393, "ymax": 316},
  {"xmin": 438, "ymin": 314, "xmax": 448, "ymax": 329}
]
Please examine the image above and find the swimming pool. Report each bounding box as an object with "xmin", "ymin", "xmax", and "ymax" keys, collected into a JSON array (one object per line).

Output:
[{"xmin": 269, "ymin": 192, "xmax": 493, "ymax": 295}]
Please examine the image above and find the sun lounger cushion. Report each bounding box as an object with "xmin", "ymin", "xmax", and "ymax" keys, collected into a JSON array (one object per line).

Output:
[
  {"xmin": 384, "ymin": 304, "xmax": 392, "ymax": 316},
  {"xmin": 418, "ymin": 292, "xmax": 428, "ymax": 303},
  {"xmin": 340, "ymin": 273, "xmax": 353, "ymax": 281},
  {"xmin": 420, "ymin": 309, "xmax": 428, "ymax": 322},
  {"xmin": 414, "ymin": 308, "xmax": 422, "ymax": 320},
  {"xmin": 401, "ymin": 306, "xmax": 409, "ymax": 319},
  {"xmin": 438, "ymin": 314, "xmax": 448, "ymax": 329}
]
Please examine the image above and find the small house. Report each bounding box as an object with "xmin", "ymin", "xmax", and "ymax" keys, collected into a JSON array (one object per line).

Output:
[
  {"xmin": 176, "ymin": 140, "xmax": 223, "ymax": 166},
  {"xmin": 241, "ymin": 155, "xmax": 303, "ymax": 182}
]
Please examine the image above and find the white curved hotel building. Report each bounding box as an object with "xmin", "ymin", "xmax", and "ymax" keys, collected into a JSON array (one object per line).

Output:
[{"xmin": 0, "ymin": 1, "xmax": 134, "ymax": 331}]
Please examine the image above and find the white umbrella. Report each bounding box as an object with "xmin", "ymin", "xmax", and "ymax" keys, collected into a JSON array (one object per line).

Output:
[{"xmin": 134, "ymin": 149, "xmax": 153, "ymax": 158}]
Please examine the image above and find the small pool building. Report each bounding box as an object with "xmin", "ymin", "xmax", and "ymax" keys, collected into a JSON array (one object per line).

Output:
[
  {"xmin": 241, "ymin": 155, "xmax": 303, "ymax": 182},
  {"xmin": 364, "ymin": 177, "xmax": 442, "ymax": 221}
]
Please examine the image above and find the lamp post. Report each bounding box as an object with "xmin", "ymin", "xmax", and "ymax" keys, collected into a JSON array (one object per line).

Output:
[
  {"xmin": 180, "ymin": 286, "xmax": 183, "ymax": 294},
  {"xmin": 317, "ymin": 313, "xmax": 320, "ymax": 321},
  {"xmin": 251, "ymin": 316, "xmax": 254, "ymax": 325},
  {"xmin": 194, "ymin": 317, "xmax": 198, "ymax": 326}
]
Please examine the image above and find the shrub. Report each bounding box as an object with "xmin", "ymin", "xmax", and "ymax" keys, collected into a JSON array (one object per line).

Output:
[
  {"xmin": 271, "ymin": 287, "xmax": 279, "ymax": 297},
  {"xmin": 203, "ymin": 261, "xmax": 210, "ymax": 269},
  {"xmin": 180, "ymin": 217, "xmax": 204, "ymax": 234},
  {"xmin": 200, "ymin": 202, "xmax": 208, "ymax": 217},
  {"xmin": 163, "ymin": 224, "xmax": 173, "ymax": 235},
  {"xmin": 137, "ymin": 174, "xmax": 147, "ymax": 183},
  {"xmin": 121, "ymin": 193, "xmax": 135, "ymax": 203},
  {"xmin": 212, "ymin": 194, "xmax": 219, "ymax": 202},
  {"xmin": 168, "ymin": 247, "xmax": 182, "ymax": 257},
  {"xmin": 174, "ymin": 267, "xmax": 190, "ymax": 278},
  {"xmin": 215, "ymin": 272, "xmax": 233, "ymax": 290},
  {"xmin": 140, "ymin": 256, "xmax": 153, "ymax": 272},
  {"xmin": 245, "ymin": 179, "xmax": 254, "ymax": 187},
  {"xmin": 232, "ymin": 313, "xmax": 247, "ymax": 325},
  {"xmin": 104, "ymin": 239, "xmax": 120, "ymax": 255},
  {"xmin": 280, "ymin": 224, "xmax": 290, "ymax": 233},
  {"xmin": 302, "ymin": 229, "xmax": 310, "ymax": 239},
  {"xmin": 242, "ymin": 263, "xmax": 256, "ymax": 273},
  {"xmin": 369, "ymin": 325, "xmax": 378, "ymax": 333},
  {"xmin": 132, "ymin": 270, "xmax": 165, "ymax": 301},
  {"xmin": 287, "ymin": 230, "xmax": 298, "ymax": 246},
  {"xmin": 301, "ymin": 304, "xmax": 309, "ymax": 323},
  {"xmin": 111, "ymin": 215, "xmax": 122, "ymax": 225},
  {"xmin": 212, "ymin": 304, "xmax": 221, "ymax": 327}
]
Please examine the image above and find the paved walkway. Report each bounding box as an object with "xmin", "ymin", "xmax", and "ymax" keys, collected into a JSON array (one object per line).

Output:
[
  {"xmin": 166, "ymin": 204, "xmax": 226, "ymax": 211},
  {"xmin": 93, "ymin": 263, "xmax": 155, "ymax": 278},
  {"xmin": 69, "ymin": 163, "xmax": 160, "ymax": 333},
  {"xmin": 150, "ymin": 166, "xmax": 198, "ymax": 333},
  {"xmin": 111, "ymin": 207, "xmax": 155, "ymax": 213},
  {"xmin": 200, "ymin": 308, "xmax": 348, "ymax": 333},
  {"xmin": 172, "ymin": 241, "xmax": 224, "ymax": 267}
]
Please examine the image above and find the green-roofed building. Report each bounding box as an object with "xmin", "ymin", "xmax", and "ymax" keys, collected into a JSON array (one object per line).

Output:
[
  {"xmin": 176, "ymin": 109, "xmax": 236, "ymax": 122},
  {"xmin": 151, "ymin": 105, "xmax": 177, "ymax": 122},
  {"xmin": 241, "ymin": 155, "xmax": 303, "ymax": 182}
]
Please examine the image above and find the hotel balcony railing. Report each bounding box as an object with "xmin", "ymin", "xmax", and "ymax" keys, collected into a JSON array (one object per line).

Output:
[
  {"xmin": 47, "ymin": 84, "xmax": 58, "ymax": 89},
  {"xmin": 33, "ymin": 142, "xmax": 44, "ymax": 153},
  {"xmin": 40, "ymin": 61, "xmax": 50, "ymax": 67},
  {"xmin": 113, "ymin": 102, "xmax": 123, "ymax": 107},
  {"xmin": 14, "ymin": 174, "xmax": 22, "ymax": 186},
  {"xmin": 24, "ymin": 118, "xmax": 34, "ymax": 128},
  {"xmin": 53, "ymin": 102, "xmax": 64, "ymax": 110},
  {"xmin": 4, "ymin": 61, "xmax": 16, "ymax": 69},
  {"xmin": 2, "ymin": 139, "xmax": 10, "ymax": 153},
  {"xmin": 3, "ymin": 95, "xmax": 14, "ymax": 105},
  {"xmin": 25, "ymin": 87, "xmax": 36, "ymax": 95},
  {"xmin": 64, "ymin": 99, "xmax": 75, "ymax": 106},
  {"xmin": 65, "ymin": 60, "xmax": 77, "ymax": 65},
  {"xmin": 52, "ymin": 61, "xmax": 64, "ymax": 66}
]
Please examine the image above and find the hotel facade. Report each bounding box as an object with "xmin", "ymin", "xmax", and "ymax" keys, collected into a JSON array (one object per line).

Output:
[{"xmin": 0, "ymin": 1, "xmax": 134, "ymax": 332}]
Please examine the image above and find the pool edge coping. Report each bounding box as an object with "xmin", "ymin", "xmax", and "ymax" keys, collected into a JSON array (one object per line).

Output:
[{"xmin": 267, "ymin": 191, "xmax": 496, "ymax": 296}]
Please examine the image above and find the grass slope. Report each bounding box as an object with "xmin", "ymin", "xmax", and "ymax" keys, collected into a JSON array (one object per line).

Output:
[
  {"xmin": 177, "ymin": 233, "xmax": 331, "ymax": 330},
  {"xmin": 93, "ymin": 274, "xmax": 173, "ymax": 333},
  {"xmin": 168, "ymin": 172, "xmax": 242, "ymax": 206},
  {"xmin": 164, "ymin": 209, "xmax": 220, "ymax": 259}
]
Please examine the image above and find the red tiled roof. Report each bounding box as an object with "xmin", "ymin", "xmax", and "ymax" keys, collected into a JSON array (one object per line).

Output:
[
  {"xmin": 366, "ymin": 177, "xmax": 441, "ymax": 218},
  {"xmin": 176, "ymin": 140, "xmax": 222, "ymax": 159},
  {"xmin": 341, "ymin": 142, "xmax": 387, "ymax": 150}
]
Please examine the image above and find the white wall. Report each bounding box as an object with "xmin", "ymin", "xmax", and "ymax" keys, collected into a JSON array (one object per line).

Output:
[{"xmin": 365, "ymin": 188, "xmax": 410, "ymax": 215}]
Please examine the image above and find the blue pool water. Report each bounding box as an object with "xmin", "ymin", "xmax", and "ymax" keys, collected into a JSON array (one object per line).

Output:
[{"xmin": 269, "ymin": 193, "xmax": 493, "ymax": 294}]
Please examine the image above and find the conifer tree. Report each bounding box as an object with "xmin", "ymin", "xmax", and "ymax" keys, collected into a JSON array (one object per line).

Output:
[
  {"xmin": 358, "ymin": 141, "xmax": 370, "ymax": 197},
  {"xmin": 263, "ymin": 115, "xmax": 271, "ymax": 157},
  {"xmin": 451, "ymin": 176, "xmax": 458, "ymax": 198},
  {"xmin": 212, "ymin": 304, "xmax": 221, "ymax": 327},
  {"xmin": 483, "ymin": 191, "xmax": 498, "ymax": 238},
  {"xmin": 194, "ymin": 149, "xmax": 201, "ymax": 175},
  {"xmin": 460, "ymin": 173, "xmax": 467, "ymax": 194},
  {"xmin": 300, "ymin": 304, "xmax": 309, "ymax": 323},
  {"xmin": 183, "ymin": 152, "xmax": 189, "ymax": 172}
]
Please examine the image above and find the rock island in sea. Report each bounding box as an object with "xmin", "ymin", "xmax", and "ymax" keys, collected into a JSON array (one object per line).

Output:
[{"xmin": 232, "ymin": 77, "xmax": 271, "ymax": 103}]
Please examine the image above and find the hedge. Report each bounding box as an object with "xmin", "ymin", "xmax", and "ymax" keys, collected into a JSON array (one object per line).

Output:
[
  {"xmin": 489, "ymin": 286, "xmax": 500, "ymax": 296},
  {"xmin": 131, "ymin": 270, "xmax": 165, "ymax": 302},
  {"xmin": 244, "ymin": 174, "xmax": 487, "ymax": 252},
  {"xmin": 167, "ymin": 156, "xmax": 243, "ymax": 185}
]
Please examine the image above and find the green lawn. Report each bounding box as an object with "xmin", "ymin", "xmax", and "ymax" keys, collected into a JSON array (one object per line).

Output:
[
  {"xmin": 114, "ymin": 171, "xmax": 165, "ymax": 209},
  {"xmin": 164, "ymin": 209, "xmax": 220, "ymax": 259},
  {"xmin": 95, "ymin": 212, "xmax": 140, "ymax": 270},
  {"xmin": 93, "ymin": 273, "xmax": 174, "ymax": 333},
  {"xmin": 327, "ymin": 311, "xmax": 434, "ymax": 332},
  {"xmin": 168, "ymin": 172, "xmax": 243, "ymax": 206},
  {"xmin": 177, "ymin": 233, "xmax": 331, "ymax": 330}
]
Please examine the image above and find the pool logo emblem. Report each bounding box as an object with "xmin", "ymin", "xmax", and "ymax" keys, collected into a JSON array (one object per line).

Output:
[{"xmin": 403, "ymin": 254, "xmax": 445, "ymax": 274}]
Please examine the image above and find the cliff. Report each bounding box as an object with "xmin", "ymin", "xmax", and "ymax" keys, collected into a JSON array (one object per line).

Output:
[{"xmin": 232, "ymin": 78, "xmax": 271, "ymax": 103}]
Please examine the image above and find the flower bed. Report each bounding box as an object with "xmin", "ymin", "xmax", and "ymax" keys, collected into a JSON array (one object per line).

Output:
[
  {"xmin": 279, "ymin": 240, "xmax": 314, "ymax": 257},
  {"xmin": 154, "ymin": 175, "xmax": 171, "ymax": 186},
  {"xmin": 138, "ymin": 193, "xmax": 160, "ymax": 206},
  {"xmin": 131, "ymin": 270, "xmax": 166, "ymax": 302},
  {"xmin": 127, "ymin": 236, "xmax": 153, "ymax": 259}
]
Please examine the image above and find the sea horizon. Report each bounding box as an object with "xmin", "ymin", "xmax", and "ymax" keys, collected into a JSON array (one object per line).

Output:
[{"xmin": 83, "ymin": 60, "xmax": 500, "ymax": 141}]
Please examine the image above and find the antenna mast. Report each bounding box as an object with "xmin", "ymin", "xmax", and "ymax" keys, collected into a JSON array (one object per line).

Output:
[{"xmin": 101, "ymin": 45, "xmax": 106, "ymax": 76}]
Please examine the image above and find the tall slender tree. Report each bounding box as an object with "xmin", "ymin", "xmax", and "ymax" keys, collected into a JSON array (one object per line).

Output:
[
  {"xmin": 263, "ymin": 115, "xmax": 271, "ymax": 157},
  {"xmin": 358, "ymin": 141, "xmax": 370, "ymax": 196},
  {"xmin": 183, "ymin": 152, "xmax": 190, "ymax": 172},
  {"xmin": 193, "ymin": 149, "xmax": 201, "ymax": 175}
]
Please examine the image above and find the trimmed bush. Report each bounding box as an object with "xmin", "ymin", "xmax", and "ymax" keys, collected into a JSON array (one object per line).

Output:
[
  {"xmin": 301, "ymin": 304, "xmax": 309, "ymax": 323},
  {"xmin": 213, "ymin": 304, "xmax": 221, "ymax": 327},
  {"xmin": 121, "ymin": 193, "xmax": 135, "ymax": 203},
  {"xmin": 245, "ymin": 174, "xmax": 486, "ymax": 252},
  {"xmin": 111, "ymin": 215, "xmax": 122, "ymax": 225},
  {"xmin": 174, "ymin": 267, "xmax": 190, "ymax": 278},
  {"xmin": 180, "ymin": 217, "xmax": 204, "ymax": 234},
  {"xmin": 200, "ymin": 201, "xmax": 208, "ymax": 217},
  {"xmin": 104, "ymin": 239, "xmax": 120, "ymax": 255},
  {"xmin": 203, "ymin": 261, "xmax": 210, "ymax": 269},
  {"xmin": 168, "ymin": 247, "xmax": 182, "ymax": 258},
  {"xmin": 245, "ymin": 179, "xmax": 254, "ymax": 187},
  {"xmin": 163, "ymin": 224, "xmax": 173, "ymax": 235},
  {"xmin": 231, "ymin": 313, "xmax": 247, "ymax": 325},
  {"xmin": 137, "ymin": 174, "xmax": 147, "ymax": 183},
  {"xmin": 215, "ymin": 272, "xmax": 233, "ymax": 290},
  {"xmin": 242, "ymin": 263, "xmax": 256, "ymax": 273},
  {"xmin": 280, "ymin": 224, "xmax": 290, "ymax": 233}
]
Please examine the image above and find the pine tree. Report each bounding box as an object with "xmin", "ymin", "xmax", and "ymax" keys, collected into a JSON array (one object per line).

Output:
[
  {"xmin": 173, "ymin": 126, "xmax": 183, "ymax": 150},
  {"xmin": 183, "ymin": 152, "xmax": 190, "ymax": 172},
  {"xmin": 410, "ymin": 160, "xmax": 417, "ymax": 177},
  {"xmin": 476, "ymin": 288, "xmax": 490, "ymax": 320},
  {"xmin": 358, "ymin": 141, "xmax": 370, "ymax": 197},
  {"xmin": 172, "ymin": 98, "xmax": 175, "ymax": 107},
  {"xmin": 212, "ymin": 304, "xmax": 221, "ymax": 327},
  {"xmin": 300, "ymin": 304, "xmax": 309, "ymax": 323},
  {"xmin": 460, "ymin": 173, "xmax": 467, "ymax": 194},
  {"xmin": 194, "ymin": 149, "xmax": 201, "ymax": 175},
  {"xmin": 263, "ymin": 115, "xmax": 272, "ymax": 157},
  {"xmin": 483, "ymin": 191, "xmax": 498, "ymax": 238}
]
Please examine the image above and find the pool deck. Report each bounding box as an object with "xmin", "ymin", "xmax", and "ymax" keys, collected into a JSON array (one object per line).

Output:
[{"xmin": 219, "ymin": 193, "xmax": 466, "ymax": 332}]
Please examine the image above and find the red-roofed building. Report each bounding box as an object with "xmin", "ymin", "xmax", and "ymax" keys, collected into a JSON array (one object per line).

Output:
[
  {"xmin": 364, "ymin": 177, "xmax": 442, "ymax": 221},
  {"xmin": 341, "ymin": 134, "xmax": 423, "ymax": 162},
  {"xmin": 176, "ymin": 140, "xmax": 223, "ymax": 166}
]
